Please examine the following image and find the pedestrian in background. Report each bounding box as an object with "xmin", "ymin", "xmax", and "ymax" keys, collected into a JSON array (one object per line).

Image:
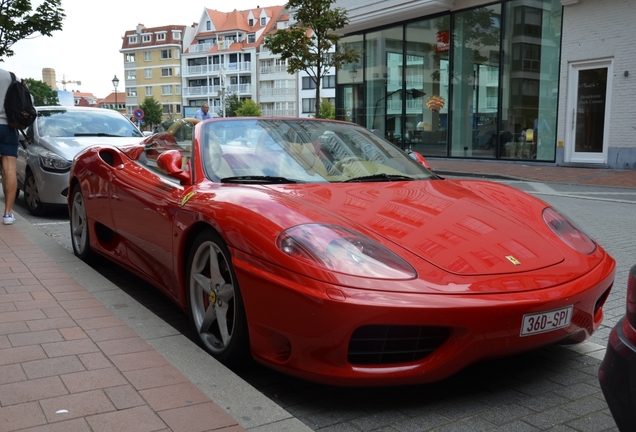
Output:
[
  {"xmin": 194, "ymin": 103, "xmax": 213, "ymax": 120},
  {"xmin": 0, "ymin": 68, "xmax": 20, "ymax": 225}
]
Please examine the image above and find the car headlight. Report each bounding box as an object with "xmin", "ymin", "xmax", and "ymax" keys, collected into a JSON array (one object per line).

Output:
[
  {"xmin": 543, "ymin": 207, "xmax": 596, "ymax": 254},
  {"xmin": 39, "ymin": 151, "xmax": 72, "ymax": 172},
  {"xmin": 277, "ymin": 223, "xmax": 417, "ymax": 279}
]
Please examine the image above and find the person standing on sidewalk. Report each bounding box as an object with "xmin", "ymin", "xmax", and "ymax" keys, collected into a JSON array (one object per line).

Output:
[{"xmin": 0, "ymin": 68, "xmax": 20, "ymax": 225}]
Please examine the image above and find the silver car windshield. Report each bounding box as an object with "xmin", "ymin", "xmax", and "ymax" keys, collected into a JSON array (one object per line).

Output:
[
  {"xmin": 201, "ymin": 119, "xmax": 436, "ymax": 184},
  {"xmin": 36, "ymin": 110, "xmax": 143, "ymax": 138}
]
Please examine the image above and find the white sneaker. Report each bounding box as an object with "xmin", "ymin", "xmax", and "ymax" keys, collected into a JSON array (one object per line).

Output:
[{"xmin": 3, "ymin": 214, "xmax": 15, "ymax": 225}]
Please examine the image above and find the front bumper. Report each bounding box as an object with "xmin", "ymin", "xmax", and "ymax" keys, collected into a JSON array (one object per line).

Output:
[
  {"xmin": 235, "ymin": 249, "xmax": 615, "ymax": 386},
  {"xmin": 599, "ymin": 318, "xmax": 636, "ymax": 432},
  {"xmin": 30, "ymin": 165, "xmax": 70, "ymax": 205}
]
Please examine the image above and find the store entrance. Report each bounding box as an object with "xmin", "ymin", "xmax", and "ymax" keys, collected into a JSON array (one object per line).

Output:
[{"xmin": 566, "ymin": 60, "xmax": 612, "ymax": 164}]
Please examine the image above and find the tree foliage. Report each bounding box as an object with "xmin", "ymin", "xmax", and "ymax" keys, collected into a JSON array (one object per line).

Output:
[
  {"xmin": 264, "ymin": 0, "xmax": 359, "ymax": 117},
  {"xmin": 23, "ymin": 78, "xmax": 58, "ymax": 106},
  {"xmin": 138, "ymin": 97, "xmax": 163, "ymax": 128},
  {"xmin": 0, "ymin": 0, "xmax": 66, "ymax": 59},
  {"xmin": 319, "ymin": 98, "xmax": 335, "ymax": 119},
  {"xmin": 235, "ymin": 99, "xmax": 262, "ymax": 117},
  {"xmin": 221, "ymin": 93, "xmax": 242, "ymax": 117}
]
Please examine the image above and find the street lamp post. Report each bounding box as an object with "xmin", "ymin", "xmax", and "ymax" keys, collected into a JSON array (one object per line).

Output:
[{"xmin": 112, "ymin": 75, "xmax": 119, "ymax": 111}]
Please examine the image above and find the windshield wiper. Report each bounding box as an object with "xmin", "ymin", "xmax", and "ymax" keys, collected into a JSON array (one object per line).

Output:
[
  {"xmin": 220, "ymin": 175, "xmax": 300, "ymax": 184},
  {"xmin": 74, "ymin": 133, "xmax": 121, "ymax": 137},
  {"xmin": 342, "ymin": 173, "xmax": 415, "ymax": 183}
]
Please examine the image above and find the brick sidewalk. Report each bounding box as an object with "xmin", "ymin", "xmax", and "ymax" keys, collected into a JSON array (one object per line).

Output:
[{"xmin": 0, "ymin": 225, "xmax": 245, "ymax": 432}]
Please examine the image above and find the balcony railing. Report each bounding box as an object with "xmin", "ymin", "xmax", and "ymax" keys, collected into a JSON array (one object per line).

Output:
[
  {"xmin": 189, "ymin": 42, "xmax": 213, "ymax": 53},
  {"xmin": 183, "ymin": 83, "xmax": 252, "ymax": 97},
  {"xmin": 183, "ymin": 62, "xmax": 252, "ymax": 77},
  {"xmin": 259, "ymin": 87, "xmax": 296, "ymax": 97},
  {"xmin": 261, "ymin": 108, "xmax": 296, "ymax": 117},
  {"xmin": 260, "ymin": 64, "xmax": 288, "ymax": 75}
]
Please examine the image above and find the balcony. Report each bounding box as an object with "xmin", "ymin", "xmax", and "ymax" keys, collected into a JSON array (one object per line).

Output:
[
  {"xmin": 259, "ymin": 87, "xmax": 296, "ymax": 97},
  {"xmin": 260, "ymin": 64, "xmax": 288, "ymax": 75},
  {"xmin": 184, "ymin": 62, "xmax": 252, "ymax": 77},
  {"xmin": 189, "ymin": 42, "xmax": 214, "ymax": 54},
  {"xmin": 183, "ymin": 83, "xmax": 252, "ymax": 97},
  {"xmin": 261, "ymin": 108, "xmax": 296, "ymax": 117}
]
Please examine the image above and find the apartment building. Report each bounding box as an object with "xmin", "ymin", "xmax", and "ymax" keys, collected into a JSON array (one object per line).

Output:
[
  {"xmin": 181, "ymin": 6, "xmax": 287, "ymax": 117},
  {"xmin": 120, "ymin": 24, "xmax": 189, "ymax": 122}
]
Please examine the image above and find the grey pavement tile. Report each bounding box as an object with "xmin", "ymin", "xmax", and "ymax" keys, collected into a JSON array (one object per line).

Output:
[
  {"xmin": 393, "ymin": 413, "xmax": 450, "ymax": 432},
  {"xmin": 349, "ymin": 411, "xmax": 410, "ymax": 430},
  {"xmin": 553, "ymin": 382, "xmax": 602, "ymax": 401},
  {"xmin": 431, "ymin": 416, "xmax": 494, "ymax": 432},
  {"xmin": 436, "ymin": 400, "xmax": 492, "ymax": 422},
  {"xmin": 565, "ymin": 412, "xmax": 618, "ymax": 432},
  {"xmin": 517, "ymin": 392, "xmax": 571, "ymax": 412},
  {"xmin": 516, "ymin": 379, "xmax": 566, "ymax": 397},
  {"xmin": 523, "ymin": 408, "xmax": 580, "ymax": 430},
  {"xmin": 561, "ymin": 395, "xmax": 611, "ymax": 417},
  {"xmin": 489, "ymin": 421, "xmax": 542, "ymax": 431},
  {"xmin": 479, "ymin": 404, "xmax": 532, "ymax": 426},
  {"xmin": 304, "ymin": 407, "xmax": 369, "ymax": 430}
]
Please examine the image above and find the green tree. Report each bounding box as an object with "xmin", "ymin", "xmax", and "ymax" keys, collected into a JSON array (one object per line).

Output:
[
  {"xmin": 235, "ymin": 99, "xmax": 262, "ymax": 117},
  {"xmin": 0, "ymin": 0, "xmax": 65, "ymax": 59},
  {"xmin": 319, "ymin": 98, "xmax": 335, "ymax": 119},
  {"xmin": 221, "ymin": 93, "xmax": 242, "ymax": 117},
  {"xmin": 138, "ymin": 97, "xmax": 162, "ymax": 129},
  {"xmin": 23, "ymin": 78, "xmax": 58, "ymax": 106},
  {"xmin": 264, "ymin": 0, "xmax": 359, "ymax": 118}
]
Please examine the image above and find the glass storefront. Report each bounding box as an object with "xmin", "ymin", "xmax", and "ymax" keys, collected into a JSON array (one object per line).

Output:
[{"xmin": 336, "ymin": 0, "xmax": 562, "ymax": 162}]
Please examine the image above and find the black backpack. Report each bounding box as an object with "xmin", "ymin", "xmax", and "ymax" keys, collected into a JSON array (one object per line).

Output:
[{"xmin": 3, "ymin": 72, "xmax": 37, "ymax": 130}]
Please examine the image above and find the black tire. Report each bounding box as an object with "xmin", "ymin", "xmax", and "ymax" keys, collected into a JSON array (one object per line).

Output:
[
  {"xmin": 186, "ymin": 229, "xmax": 250, "ymax": 365},
  {"xmin": 23, "ymin": 170, "xmax": 49, "ymax": 216},
  {"xmin": 69, "ymin": 184, "xmax": 95, "ymax": 262}
]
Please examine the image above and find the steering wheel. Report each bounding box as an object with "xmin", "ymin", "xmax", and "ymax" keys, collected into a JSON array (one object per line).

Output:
[{"xmin": 334, "ymin": 156, "xmax": 365, "ymax": 171}]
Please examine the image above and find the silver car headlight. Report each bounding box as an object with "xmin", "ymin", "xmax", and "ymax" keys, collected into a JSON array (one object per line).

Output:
[{"xmin": 39, "ymin": 151, "xmax": 72, "ymax": 172}]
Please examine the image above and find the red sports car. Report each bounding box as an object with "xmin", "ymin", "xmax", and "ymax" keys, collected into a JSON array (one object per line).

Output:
[{"xmin": 68, "ymin": 117, "xmax": 615, "ymax": 386}]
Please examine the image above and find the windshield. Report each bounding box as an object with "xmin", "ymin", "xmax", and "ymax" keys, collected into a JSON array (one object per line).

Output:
[
  {"xmin": 201, "ymin": 119, "xmax": 436, "ymax": 183},
  {"xmin": 36, "ymin": 110, "xmax": 143, "ymax": 138}
]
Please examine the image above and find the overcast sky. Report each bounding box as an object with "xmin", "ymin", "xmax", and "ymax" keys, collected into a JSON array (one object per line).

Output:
[{"xmin": 1, "ymin": 0, "xmax": 284, "ymax": 99}]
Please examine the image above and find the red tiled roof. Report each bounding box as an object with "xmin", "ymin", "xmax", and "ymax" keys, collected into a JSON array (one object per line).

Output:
[{"xmin": 121, "ymin": 24, "xmax": 187, "ymax": 50}]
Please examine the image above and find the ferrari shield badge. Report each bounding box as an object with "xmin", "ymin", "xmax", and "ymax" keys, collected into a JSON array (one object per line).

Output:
[
  {"xmin": 506, "ymin": 255, "xmax": 521, "ymax": 266},
  {"xmin": 181, "ymin": 191, "xmax": 195, "ymax": 207}
]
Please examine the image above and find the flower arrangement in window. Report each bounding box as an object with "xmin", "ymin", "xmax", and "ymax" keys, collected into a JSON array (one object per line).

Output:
[{"xmin": 427, "ymin": 95, "xmax": 445, "ymax": 112}]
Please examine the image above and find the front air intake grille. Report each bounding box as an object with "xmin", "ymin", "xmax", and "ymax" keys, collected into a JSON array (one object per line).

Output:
[{"xmin": 348, "ymin": 325, "xmax": 450, "ymax": 365}]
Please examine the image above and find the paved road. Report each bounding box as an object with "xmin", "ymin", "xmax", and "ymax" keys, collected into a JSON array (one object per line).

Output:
[{"xmin": 10, "ymin": 178, "xmax": 635, "ymax": 432}]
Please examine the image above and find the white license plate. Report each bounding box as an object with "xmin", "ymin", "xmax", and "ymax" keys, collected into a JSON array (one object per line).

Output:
[{"xmin": 520, "ymin": 306, "xmax": 573, "ymax": 336}]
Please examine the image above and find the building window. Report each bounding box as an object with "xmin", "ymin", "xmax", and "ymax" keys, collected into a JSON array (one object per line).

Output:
[
  {"xmin": 175, "ymin": 67, "xmax": 181, "ymax": 77},
  {"xmin": 156, "ymin": 32, "xmax": 166, "ymax": 41},
  {"xmin": 144, "ymin": 51, "xmax": 151, "ymax": 61},
  {"xmin": 161, "ymin": 50, "xmax": 172, "ymax": 60},
  {"xmin": 161, "ymin": 68, "xmax": 172, "ymax": 77},
  {"xmin": 249, "ymin": 18, "xmax": 254, "ymax": 26},
  {"xmin": 146, "ymin": 86, "xmax": 152, "ymax": 96},
  {"xmin": 302, "ymin": 98, "xmax": 316, "ymax": 113},
  {"xmin": 172, "ymin": 31, "xmax": 181, "ymax": 40},
  {"xmin": 127, "ymin": 88, "xmax": 137, "ymax": 97},
  {"xmin": 302, "ymin": 77, "xmax": 316, "ymax": 89},
  {"xmin": 248, "ymin": 34, "xmax": 256, "ymax": 44},
  {"xmin": 145, "ymin": 68, "xmax": 152, "ymax": 79},
  {"xmin": 175, "ymin": 50, "xmax": 180, "ymax": 60},
  {"xmin": 125, "ymin": 53, "xmax": 135, "ymax": 63},
  {"xmin": 261, "ymin": 17, "xmax": 266, "ymax": 25},
  {"xmin": 323, "ymin": 75, "xmax": 336, "ymax": 88},
  {"xmin": 128, "ymin": 36, "xmax": 138, "ymax": 44},
  {"xmin": 142, "ymin": 34, "xmax": 151, "ymax": 43},
  {"xmin": 206, "ymin": 20, "xmax": 211, "ymax": 30},
  {"xmin": 176, "ymin": 85, "xmax": 181, "ymax": 95},
  {"xmin": 162, "ymin": 85, "xmax": 172, "ymax": 95},
  {"xmin": 126, "ymin": 70, "xmax": 136, "ymax": 80}
]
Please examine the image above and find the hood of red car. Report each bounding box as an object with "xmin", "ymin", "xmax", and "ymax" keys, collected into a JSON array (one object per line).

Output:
[{"xmin": 271, "ymin": 179, "xmax": 564, "ymax": 276}]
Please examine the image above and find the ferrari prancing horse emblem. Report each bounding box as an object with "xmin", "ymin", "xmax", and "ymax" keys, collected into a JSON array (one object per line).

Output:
[{"xmin": 506, "ymin": 255, "xmax": 521, "ymax": 266}]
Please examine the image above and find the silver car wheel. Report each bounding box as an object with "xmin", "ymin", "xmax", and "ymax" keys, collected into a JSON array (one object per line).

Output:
[
  {"xmin": 70, "ymin": 185, "xmax": 92, "ymax": 260},
  {"xmin": 189, "ymin": 239, "xmax": 237, "ymax": 354},
  {"xmin": 24, "ymin": 171, "xmax": 47, "ymax": 215}
]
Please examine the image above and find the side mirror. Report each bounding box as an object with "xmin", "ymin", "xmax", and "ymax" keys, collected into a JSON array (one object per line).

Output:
[
  {"xmin": 408, "ymin": 151, "xmax": 432, "ymax": 170},
  {"xmin": 157, "ymin": 150, "xmax": 190, "ymax": 183}
]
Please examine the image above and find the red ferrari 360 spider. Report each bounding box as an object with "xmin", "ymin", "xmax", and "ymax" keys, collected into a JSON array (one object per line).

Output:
[{"xmin": 68, "ymin": 117, "xmax": 615, "ymax": 386}]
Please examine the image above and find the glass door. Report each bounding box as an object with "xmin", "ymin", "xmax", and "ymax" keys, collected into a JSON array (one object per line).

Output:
[{"xmin": 566, "ymin": 61, "xmax": 612, "ymax": 164}]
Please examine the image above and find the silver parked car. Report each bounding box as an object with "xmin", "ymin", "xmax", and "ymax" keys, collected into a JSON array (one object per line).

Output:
[{"xmin": 17, "ymin": 106, "xmax": 144, "ymax": 215}]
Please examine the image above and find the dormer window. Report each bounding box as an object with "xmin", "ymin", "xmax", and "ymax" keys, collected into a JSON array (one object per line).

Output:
[
  {"xmin": 249, "ymin": 18, "xmax": 254, "ymax": 26},
  {"xmin": 206, "ymin": 20, "xmax": 211, "ymax": 31},
  {"xmin": 261, "ymin": 17, "xmax": 267, "ymax": 25},
  {"xmin": 172, "ymin": 31, "xmax": 181, "ymax": 40},
  {"xmin": 156, "ymin": 32, "xmax": 166, "ymax": 41},
  {"xmin": 248, "ymin": 34, "xmax": 256, "ymax": 44},
  {"xmin": 142, "ymin": 34, "xmax": 151, "ymax": 42},
  {"xmin": 128, "ymin": 35, "xmax": 138, "ymax": 44}
]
